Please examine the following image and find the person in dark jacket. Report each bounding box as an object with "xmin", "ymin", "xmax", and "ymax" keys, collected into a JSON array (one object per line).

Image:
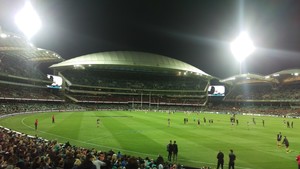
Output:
[
  {"xmin": 167, "ymin": 140, "xmax": 173, "ymax": 161},
  {"xmin": 228, "ymin": 149, "xmax": 236, "ymax": 169},
  {"xmin": 172, "ymin": 141, "xmax": 178, "ymax": 162},
  {"xmin": 78, "ymin": 154, "xmax": 96, "ymax": 169},
  {"xmin": 216, "ymin": 150, "xmax": 224, "ymax": 169}
]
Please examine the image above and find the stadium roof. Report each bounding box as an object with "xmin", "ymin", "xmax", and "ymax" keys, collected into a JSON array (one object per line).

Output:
[
  {"xmin": 49, "ymin": 51, "xmax": 212, "ymax": 77},
  {"xmin": 221, "ymin": 69, "xmax": 300, "ymax": 85},
  {"xmin": 220, "ymin": 73, "xmax": 279, "ymax": 85},
  {"xmin": 269, "ymin": 69, "xmax": 300, "ymax": 76},
  {"xmin": 267, "ymin": 69, "xmax": 300, "ymax": 84},
  {"xmin": 0, "ymin": 29, "xmax": 64, "ymax": 63}
]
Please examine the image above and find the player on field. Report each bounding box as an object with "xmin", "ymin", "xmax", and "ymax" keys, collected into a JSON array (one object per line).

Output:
[
  {"xmin": 252, "ymin": 117, "xmax": 256, "ymax": 125},
  {"xmin": 282, "ymin": 136, "xmax": 290, "ymax": 153},
  {"xmin": 277, "ymin": 132, "xmax": 282, "ymax": 147},
  {"xmin": 296, "ymin": 153, "xmax": 300, "ymax": 169},
  {"xmin": 97, "ymin": 118, "xmax": 100, "ymax": 127},
  {"xmin": 34, "ymin": 119, "xmax": 38, "ymax": 130}
]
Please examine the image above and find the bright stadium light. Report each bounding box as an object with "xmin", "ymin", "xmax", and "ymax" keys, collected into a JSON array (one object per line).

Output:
[
  {"xmin": 15, "ymin": 1, "xmax": 42, "ymax": 39},
  {"xmin": 0, "ymin": 33, "xmax": 8, "ymax": 38},
  {"xmin": 230, "ymin": 31, "xmax": 255, "ymax": 74}
]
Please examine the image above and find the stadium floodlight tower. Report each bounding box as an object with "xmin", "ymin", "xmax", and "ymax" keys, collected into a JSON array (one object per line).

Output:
[
  {"xmin": 230, "ymin": 31, "xmax": 255, "ymax": 74},
  {"xmin": 14, "ymin": 0, "xmax": 42, "ymax": 40}
]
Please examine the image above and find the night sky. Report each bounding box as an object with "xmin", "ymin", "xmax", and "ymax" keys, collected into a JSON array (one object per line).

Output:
[{"xmin": 1, "ymin": 0, "xmax": 300, "ymax": 78}]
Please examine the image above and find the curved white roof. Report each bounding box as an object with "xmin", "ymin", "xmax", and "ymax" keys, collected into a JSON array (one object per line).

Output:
[{"xmin": 50, "ymin": 51, "xmax": 211, "ymax": 76}]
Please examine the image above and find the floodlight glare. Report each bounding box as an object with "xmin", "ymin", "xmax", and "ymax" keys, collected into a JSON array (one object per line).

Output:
[
  {"xmin": 15, "ymin": 1, "xmax": 42, "ymax": 39},
  {"xmin": 0, "ymin": 33, "xmax": 8, "ymax": 38},
  {"xmin": 230, "ymin": 31, "xmax": 255, "ymax": 63}
]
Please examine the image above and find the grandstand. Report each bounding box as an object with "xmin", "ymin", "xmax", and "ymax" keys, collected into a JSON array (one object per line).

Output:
[
  {"xmin": 220, "ymin": 70, "xmax": 300, "ymax": 116},
  {"xmin": 0, "ymin": 29, "xmax": 65, "ymax": 115},
  {"xmin": 49, "ymin": 51, "xmax": 213, "ymax": 110},
  {"xmin": 0, "ymin": 29, "xmax": 215, "ymax": 113}
]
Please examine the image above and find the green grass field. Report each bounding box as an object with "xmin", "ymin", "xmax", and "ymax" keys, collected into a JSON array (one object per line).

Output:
[{"xmin": 0, "ymin": 110, "xmax": 299, "ymax": 169}]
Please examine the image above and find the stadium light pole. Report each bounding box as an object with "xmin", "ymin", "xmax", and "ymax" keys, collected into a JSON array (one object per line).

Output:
[
  {"xmin": 230, "ymin": 31, "xmax": 255, "ymax": 74},
  {"xmin": 15, "ymin": 0, "xmax": 42, "ymax": 40}
]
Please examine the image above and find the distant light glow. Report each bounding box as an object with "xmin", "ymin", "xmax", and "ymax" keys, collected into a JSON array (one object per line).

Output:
[
  {"xmin": 230, "ymin": 31, "xmax": 255, "ymax": 62},
  {"xmin": 220, "ymin": 77, "xmax": 236, "ymax": 82},
  {"xmin": 0, "ymin": 33, "xmax": 8, "ymax": 38},
  {"xmin": 15, "ymin": 1, "xmax": 42, "ymax": 39}
]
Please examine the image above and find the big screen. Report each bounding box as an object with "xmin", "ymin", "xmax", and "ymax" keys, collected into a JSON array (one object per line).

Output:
[
  {"xmin": 208, "ymin": 85, "xmax": 225, "ymax": 96},
  {"xmin": 46, "ymin": 74, "xmax": 62, "ymax": 89}
]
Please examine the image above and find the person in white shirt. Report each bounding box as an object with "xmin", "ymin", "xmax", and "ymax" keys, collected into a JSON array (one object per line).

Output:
[{"xmin": 92, "ymin": 154, "xmax": 106, "ymax": 169}]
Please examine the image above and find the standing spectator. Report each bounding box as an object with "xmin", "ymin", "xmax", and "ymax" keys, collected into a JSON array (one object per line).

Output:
[
  {"xmin": 125, "ymin": 156, "xmax": 138, "ymax": 169},
  {"xmin": 282, "ymin": 136, "xmax": 290, "ymax": 153},
  {"xmin": 98, "ymin": 152, "xmax": 110, "ymax": 169},
  {"xmin": 41, "ymin": 156, "xmax": 52, "ymax": 169},
  {"xmin": 216, "ymin": 150, "xmax": 224, "ymax": 169},
  {"xmin": 93, "ymin": 154, "xmax": 106, "ymax": 169},
  {"xmin": 24, "ymin": 154, "xmax": 32, "ymax": 169},
  {"xmin": 64, "ymin": 151, "xmax": 75, "ymax": 169},
  {"xmin": 172, "ymin": 141, "xmax": 178, "ymax": 162},
  {"xmin": 32, "ymin": 156, "xmax": 42, "ymax": 169},
  {"xmin": 6, "ymin": 157, "xmax": 15, "ymax": 169},
  {"xmin": 167, "ymin": 140, "xmax": 173, "ymax": 161},
  {"xmin": 156, "ymin": 155, "xmax": 164, "ymax": 169},
  {"xmin": 57, "ymin": 159, "xmax": 65, "ymax": 169},
  {"xmin": 296, "ymin": 153, "xmax": 300, "ymax": 169},
  {"xmin": 16, "ymin": 154, "xmax": 25, "ymax": 169},
  {"xmin": 0, "ymin": 154, "xmax": 7, "ymax": 169},
  {"xmin": 72, "ymin": 159, "xmax": 81, "ymax": 169},
  {"xmin": 34, "ymin": 119, "xmax": 38, "ymax": 130},
  {"xmin": 78, "ymin": 154, "xmax": 96, "ymax": 169},
  {"xmin": 228, "ymin": 149, "xmax": 236, "ymax": 169}
]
